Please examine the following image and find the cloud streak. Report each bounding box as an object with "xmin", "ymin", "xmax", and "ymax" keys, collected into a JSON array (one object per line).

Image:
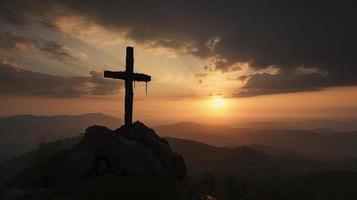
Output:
[
  {"xmin": 0, "ymin": 62, "xmax": 122, "ymax": 97},
  {"xmin": 0, "ymin": 32, "xmax": 77, "ymax": 61}
]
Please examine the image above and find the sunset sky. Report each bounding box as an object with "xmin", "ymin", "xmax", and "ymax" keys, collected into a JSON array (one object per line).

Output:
[{"xmin": 0, "ymin": 1, "xmax": 356, "ymax": 124}]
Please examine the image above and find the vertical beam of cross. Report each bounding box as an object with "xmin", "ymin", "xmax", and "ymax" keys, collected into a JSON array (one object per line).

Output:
[{"xmin": 125, "ymin": 47, "xmax": 134, "ymax": 127}]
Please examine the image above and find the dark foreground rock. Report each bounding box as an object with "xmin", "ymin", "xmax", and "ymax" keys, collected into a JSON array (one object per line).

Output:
[
  {"xmin": 0, "ymin": 121, "xmax": 186, "ymax": 200},
  {"xmin": 53, "ymin": 121, "xmax": 186, "ymax": 182}
]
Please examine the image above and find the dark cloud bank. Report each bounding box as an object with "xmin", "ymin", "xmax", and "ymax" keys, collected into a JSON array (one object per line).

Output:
[
  {"xmin": 0, "ymin": 32, "xmax": 76, "ymax": 61},
  {"xmin": 0, "ymin": 62, "xmax": 122, "ymax": 97},
  {"xmin": 1, "ymin": 0, "xmax": 357, "ymax": 97}
]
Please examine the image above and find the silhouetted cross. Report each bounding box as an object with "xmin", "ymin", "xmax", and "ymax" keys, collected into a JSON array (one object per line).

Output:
[{"xmin": 104, "ymin": 46, "xmax": 151, "ymax": 127}]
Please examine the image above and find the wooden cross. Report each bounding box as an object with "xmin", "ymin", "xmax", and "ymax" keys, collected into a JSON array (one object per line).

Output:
[{"xmin": 104, "ymin": 46, "xmax": 151, "ymax": 127}]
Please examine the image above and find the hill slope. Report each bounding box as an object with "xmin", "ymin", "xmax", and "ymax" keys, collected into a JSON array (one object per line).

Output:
[
  {"xmin": 0, "ymin": 113, "xmax": 121, "ymax": 162},
  {"xmin": 165, "ymin": 137, "xmax": 326, "ymax": 178},
  {"xmin": 157, "ymin": 122, "xmax": 357, "ymax": 160}
]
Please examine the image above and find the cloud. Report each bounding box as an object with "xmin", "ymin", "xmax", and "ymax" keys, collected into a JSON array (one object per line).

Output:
[
  {"xmin": 194, "ymin": 73, "xmax": 208, "ymax": 78},
  {"xmin": 0, "ymin": 3, "xmax": 28, "ymax": 25},
  {"xmin": 1, "ymin": 0, "xmax": 357, "ymax": 96},
  {"xmin": 37, "ymin": 41, "xmax": 76, "ymax": 61},
  {"xmin": 0, "ymin": 32, "xmax": 77, "ymax": 61},
  {"xmin": 0, "ymin": 32, "xmax": 34, "ymax": 50},
  {"xmin": 0, "ymin": 61, "xmax": 122, "ymax": 97},
  {"xmin": 234, "ymin": 67, "xmax": 352, "ymax": 97}
]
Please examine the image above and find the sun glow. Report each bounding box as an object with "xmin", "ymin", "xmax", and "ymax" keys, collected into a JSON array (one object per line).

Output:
[{"xmin": 212, "ymin": 97, "xmax": 225, "ymax": 108}]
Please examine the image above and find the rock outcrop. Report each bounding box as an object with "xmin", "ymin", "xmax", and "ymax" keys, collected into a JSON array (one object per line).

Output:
[{"xmin": 51, "ymin": 121, "xmax": 186, "ymax": 182}]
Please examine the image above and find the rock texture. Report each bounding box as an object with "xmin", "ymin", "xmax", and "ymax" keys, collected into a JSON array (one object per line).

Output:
[{"xmin": 51, "ymin": 121, "xmax": 186, "ymax": 182}]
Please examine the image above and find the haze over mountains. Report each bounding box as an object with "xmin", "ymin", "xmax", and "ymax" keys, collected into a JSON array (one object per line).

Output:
[
  {"xmin": 1, "ymin": 113, "xmax": 357, "ymax": 163},
  {"xmin": 0, "ymin": 113, "xmax": 120, "ymax": 162},
  {"xmin": 156, "ymin": 122, "xmax": 357, "ymax": 160}
]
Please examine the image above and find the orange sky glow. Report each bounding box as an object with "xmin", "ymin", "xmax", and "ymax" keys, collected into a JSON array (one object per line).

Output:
[
  {"xmin": 1, "ymin": 14, "xmax": 357, "ymax": 125},
  {"xmin": 1, "ymin": 86, "xmax": 356, "ymax": 125}
]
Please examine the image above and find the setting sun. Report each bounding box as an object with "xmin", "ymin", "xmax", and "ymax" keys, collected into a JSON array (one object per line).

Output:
[{"xmin": 212, "ymin": 97, "xmax": 225, "ymax": 108}]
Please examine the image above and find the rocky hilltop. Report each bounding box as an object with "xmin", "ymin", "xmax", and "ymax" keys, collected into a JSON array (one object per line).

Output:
[
  {"xmin": 54, "ymin": 121, "xmax": 186, "ymax": 181},
  {"xmin": 1, "ymin": 121, "xmax": 186, "ymax": 199}
]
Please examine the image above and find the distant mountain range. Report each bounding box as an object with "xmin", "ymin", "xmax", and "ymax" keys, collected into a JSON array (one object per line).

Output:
[
  {"xmin": 0, "ymin": 113, "xmax": 121, "ymax": 162},
  {"xmin": 1, "ymin": 113, "xmax": 357, "ymax": 163},
  {"xmin": 156, "ymin": 122, "xmax": 357, "ymax": 160},
  {"xmin": 165, "ymin": 137, "xmax": 328, "ymax": 177},
  {"xmin": 239, "ymin": 119, "xmax": 357, "ymax": 132}
]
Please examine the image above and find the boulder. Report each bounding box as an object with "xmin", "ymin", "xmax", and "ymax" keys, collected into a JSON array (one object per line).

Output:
[
  {"xmin": 118, "ymin": 121, "xmax": 186, "ymax": 179},
  {"xmin": 51, "ymin": 121, "xmax": 186, "ymax": 183}
]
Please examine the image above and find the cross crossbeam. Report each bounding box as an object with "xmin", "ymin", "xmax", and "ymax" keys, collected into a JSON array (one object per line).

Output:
[
  {"xmin": 104, "ymin": 46, "xmax": 151, "ymax": 127},
  {"xmin": 104, "ymin": 71, "xmax": 151, "ymax": 82}
]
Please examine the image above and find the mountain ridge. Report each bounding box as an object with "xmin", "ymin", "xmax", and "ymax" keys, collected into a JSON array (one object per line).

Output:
[
  {"xmin": 0, "ymin": 113, "xmax": 122, "ymax": 162},
  {"xmin": 2, "ymin": 114, "xmax": 357, "ymax": 162}
]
